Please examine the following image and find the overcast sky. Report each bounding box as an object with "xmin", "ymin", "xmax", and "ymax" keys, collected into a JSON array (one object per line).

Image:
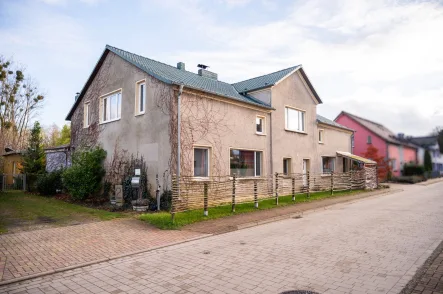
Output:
[{"xmin": 1, "ymin": 0, "xmax": 442, "ymax": 136}]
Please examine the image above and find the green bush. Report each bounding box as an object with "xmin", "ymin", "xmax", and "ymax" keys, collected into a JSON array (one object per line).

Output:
[
  {"xmin": 160, "ymin": 190, "xmax": 172, "ymax": 211},
  {"xmin": 403, "ymin": 164, "xmax": 425, "ymax": 176},
  {"xmin": 62, "ymin": 147, "xmax": 106, "ymax": 201},
  {"xmin": 392, "ymin": 175, "xmax": 426, "ymax": 184},
  {"xmin": 36, "ymin": 170, "xmax": 63, "ymax": 196}
]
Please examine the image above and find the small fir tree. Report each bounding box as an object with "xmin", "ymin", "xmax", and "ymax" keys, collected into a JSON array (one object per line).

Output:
[
  {"xmin": 21, "ymin": 121, "xmax": 45, "ymax": 190},
  {"xmin": 424, "ymin": 149, "xmax": 432, "ymax": 172}
]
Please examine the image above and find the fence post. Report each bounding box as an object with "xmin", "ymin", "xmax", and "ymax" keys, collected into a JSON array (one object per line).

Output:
[
  {"xmin": 171, "ymin": 174, "xmax": 177, "ymax": 223},
  {"xmin": 292, "ymin": 177, "xmax": 295, "ymax": 201},
  {"xmin": 330, "ymin": 172, "xmax": 334, "ymax": 195},
  {"xmin": 254, "ymin": 180, "xmax": 258, "ymax": 208},
  {"xmin": 307, "ymin": 171, "xmax": 310, "ymax": 198},
  {"xmin": 203, "ymin": 182, "xmax": 208, "ymax": 216},
  {"xmin": 232, "ymin": 174, "xmax": 236, "ymax": 212},
  {"xmin": 376, "ymin": 165, "xmax": 379, "ymax": 188},
  {"xmin": 275, "ymin": 172, "xmax": 279, "ymax": 205},
  {"xmin": 349, "ymin": 170, "xmax": 353, "ymax": 192}
]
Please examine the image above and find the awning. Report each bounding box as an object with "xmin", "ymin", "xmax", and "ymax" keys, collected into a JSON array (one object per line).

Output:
[{"xmin": 336, "ymin": 151, "xmax": 377, "ymax": 165}]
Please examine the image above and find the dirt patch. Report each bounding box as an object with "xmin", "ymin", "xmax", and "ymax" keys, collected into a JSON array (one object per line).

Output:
[{"xmin": 37, "ymin": 216, "xmax": 57, "ymax": 224}]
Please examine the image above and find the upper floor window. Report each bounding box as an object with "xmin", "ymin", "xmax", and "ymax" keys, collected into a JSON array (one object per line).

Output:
[
  {"xmin": 194, "ymin": 147, "xmax": 210, "ymax": 177},
  {"xmin": 351, "ymin": 135, "xmax": 355, "ymax": 148},
  {"xmin": 319, "ymin": 129, "xmax": 324, "ymax": 143},
  {"xmin": 230, "ymin": 149, "xmax": 262, "ymax": 177},
  {"xmin": 285, "ymin": 107, "xmax": 306, "ymax": 132},
  {"xmin": 256, "ymin": 116, "xmax": 265, "ymax": 134},
  {"xmin": 367, "ymin": 135, "xmax": 372, "ymax": 144},
  {"xmin": 83, "ymin": 102, "xmax": 90, "ymax": 128},
  {"xmin": 322, "ymin": 157, "xmax": 335, "ymax": 174},
  {"xmin": 135, "ymin": 80, "xmax": 146, "ymax": 115},
  {"xmin": 101, "ymin": 90, "xmax": 122, "ymax": 123}
]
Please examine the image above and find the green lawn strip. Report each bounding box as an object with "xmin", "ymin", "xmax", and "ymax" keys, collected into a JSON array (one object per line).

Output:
[
  {"xmin": 0, "ymin": 191, "xmax": 124, "ymax": 233},
  {"xmin": 139, "ymin": 189, "xmax": 366, "ymax": 230}
]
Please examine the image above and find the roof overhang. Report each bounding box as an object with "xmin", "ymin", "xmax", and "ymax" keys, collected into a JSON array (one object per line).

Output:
[{"xmin": 336, "ymin": 151, "xmax": 376, "ymax": 165}]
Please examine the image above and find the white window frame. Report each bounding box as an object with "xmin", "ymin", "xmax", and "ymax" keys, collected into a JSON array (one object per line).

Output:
[
  {"xmin": 319, "ymin": 129, "xmax": 324, "ymax": 144},
  {"xmin": 100, "ymin": 89, "xmax": 122, "ymax": 124},
  {"xmin": 285, "ymin": 106, "xmax": 306, "ymax": 133},
  {"xmin": 193, "ymin": 147, "xmax": 210, "ymax": 178},
  {"xmin": 283, "ymin": 158, "xmax": 292, "ymax": 175},
  {"xmin": 229, "ymin": 149, "xmax": 263, "ymax": 177},
  {"xmin": 256, "ymin": 115, "xmax": 265, "ymax": 135},
  {"xmin": 322, "ymin": 156, "xmax": 335, "ymax": 174},
  {"xmin": 135, "ymin": 80, "xmax": 146, "ymax": 116},
  {"xmin": 83, "ymin": 102, "xmax": 90, "ymax": 128}
]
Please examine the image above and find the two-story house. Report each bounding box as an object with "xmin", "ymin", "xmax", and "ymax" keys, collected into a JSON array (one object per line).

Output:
[
  {"xmin": 335, "ymin": 111, "xmax": 417, "ymax": 177},
  {"xmin": 409, "ymin": 136, "xmax": 443, "ymax": 176},
  {"xmin": 66, "ymin": 45, "xmax": 363, "ymax": 191}
]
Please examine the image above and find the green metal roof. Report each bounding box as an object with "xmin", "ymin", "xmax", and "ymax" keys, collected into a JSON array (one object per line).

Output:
[
  {"xmin": 106, "ymin": 45, "xmax": 272, "ymax": 109},
  {"xmin": 317, "ymin": 114, "xmax": 354, "ymax": 132},
  {"xmin": 232, "ymin": 66, "xmax": 300, "ymax": 93}
]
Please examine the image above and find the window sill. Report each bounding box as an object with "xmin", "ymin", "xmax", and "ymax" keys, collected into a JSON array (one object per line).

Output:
[
  {"xmin": 321, "ymin": 173, "xmax": 332, "ymax": 177},
  {"xmin": 256, "ymin": 132, "xmax": 266, "ymax": 136},
  {"xmin": 191, "ymin": 177, "xmax": 211, "ymax": 181},
  {"xmin": 229, "ymin": 176, "xmax": 262, "ymax": 180},
  {"xmin": 285, "ymin": 129, "xmax": 307, "ymax": 135},
  {"xmin": 135, "ymin": 112, "xmax": 145, "ymax": 117},
  {"xmin": 83, "ymin": 125, "xmax": 90, "ymax": 129},
  {"xmin": 99, "ymin": 118, "xmax": 121, "ymax": 125},
  {"xmin": 319, "ymin": 142, "xmax": 324, "ymax": 144}
]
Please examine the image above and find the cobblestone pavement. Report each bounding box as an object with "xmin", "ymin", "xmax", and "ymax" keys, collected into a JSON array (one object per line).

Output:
[
  {"xmin": 0, "ymin": 219, "xmax": 205, "ymax": 282},
  {"xmin": 401, "ymin": 240, "xmax": 443, "ymax": 294},
  {"xmin": 1, "ymin": 182, "xmax": 442, "ymax": 294}
]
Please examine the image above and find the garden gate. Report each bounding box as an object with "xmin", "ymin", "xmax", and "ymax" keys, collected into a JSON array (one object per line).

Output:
[{"xmin": 0, "ymin": 174, "xmax": 26, "ymax": 192}]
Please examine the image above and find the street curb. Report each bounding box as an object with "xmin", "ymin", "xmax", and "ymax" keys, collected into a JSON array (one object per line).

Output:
[
  {"xmin": 0, "ymin": 234, "xmax": 211, "ymax": 287},
  {"xmin": 236, "ymin": 188, "xmax": 403, "ymax": 231}
]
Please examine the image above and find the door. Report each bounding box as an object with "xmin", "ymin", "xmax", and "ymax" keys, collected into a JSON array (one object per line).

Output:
[{"xmin": 302, "ymin": 159, "xmax": 308, "ymax": 186}]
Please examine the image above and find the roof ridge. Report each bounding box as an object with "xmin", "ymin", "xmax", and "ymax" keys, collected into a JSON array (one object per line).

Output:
[
  {"xmin": 106, "ymin": 44, "xmax": 238, "ymax": 87},
  {"xmin": 343, "ymin": 111, "xmax": 386, "ymax": 128},
  {"xmin": 231, "ymin": 65, "xmax": 301, "ymax": 86}
]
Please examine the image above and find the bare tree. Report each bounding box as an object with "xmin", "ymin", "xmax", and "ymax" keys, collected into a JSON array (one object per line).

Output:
[{"xmin": 0, "ymin": 56, "xmax": 44, "ymax": 152}]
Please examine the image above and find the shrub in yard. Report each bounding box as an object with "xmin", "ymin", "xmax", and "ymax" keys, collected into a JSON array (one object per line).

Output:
[
  {"xmin": 36, "ymin": 170, "xmax": 63, "ymax": 196},
  {"xmin": 391, "ymin": 176, "xmax": 425, "ymax": 184},
  {"xmin": 160, "ymin": 190, "xmax": 172, "ymax": 211},
  {"xmin": 403, "ymin": 164, "xmax": 425, "ymax": 176},
  {"xmin": 62, "ymin": 147, "xmax": 106, "ymax": 201}
]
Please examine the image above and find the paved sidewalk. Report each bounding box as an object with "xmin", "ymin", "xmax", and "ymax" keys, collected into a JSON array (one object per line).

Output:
[
  {"xmin": 0, "ymin": 219, "xmax": 205, "ymax": 283},
  {"xmin": 183, "ymin": 188, "xmax": 398, "ymax": 234},
  {"xmin": 1, "ymin": 182, "xmax": 442, "ymax": 294},
  {"xmin": 402, "ymin": 240, "xmax": 443, "ymax": 294}
]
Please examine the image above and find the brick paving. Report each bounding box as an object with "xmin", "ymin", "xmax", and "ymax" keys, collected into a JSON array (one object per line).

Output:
[
  {"xmin": 1, "ymin": 182, "xmax": 442, "ymax": 293},
  {"xmin": 0, "ymin": 219, "xmax": 205, "ymax": 283},
  {"xmin": 401, "ymin": 240, "xmax": 443, "ymax": 294},
  {"xmin": 183, "ymin": 188, "xmax": 398, "ymax": 235}
]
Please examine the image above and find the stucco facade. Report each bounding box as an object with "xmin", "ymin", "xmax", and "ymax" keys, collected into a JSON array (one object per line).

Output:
[{"xmin": 69, "ymin": 47, "xmax": 355, "ymax": 192}]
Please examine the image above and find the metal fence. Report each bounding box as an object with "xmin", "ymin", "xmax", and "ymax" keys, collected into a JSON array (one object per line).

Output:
[
  {"xmin": 171, "ymin": 167, "xmax": 377, "ymax": 215},
  {"xmin": 0, "ymin": 174, "xmax": 27, "ymax": 192}
]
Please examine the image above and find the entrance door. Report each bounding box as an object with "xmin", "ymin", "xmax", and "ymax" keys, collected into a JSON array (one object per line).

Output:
[{"xmin": 302, "ymin": 159, "xmax": 309, "ymax": 186}]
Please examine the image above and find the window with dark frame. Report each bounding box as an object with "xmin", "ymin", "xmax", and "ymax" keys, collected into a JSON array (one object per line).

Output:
[{"xmin": 367, "ymin": 135, "xmax": 372, "ymax": 144}]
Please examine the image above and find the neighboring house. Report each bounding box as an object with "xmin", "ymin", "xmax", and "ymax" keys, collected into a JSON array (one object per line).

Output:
[
  {"xmin": 1, "ymin": 149, "xmax": 24, "ymax": 186},
  {"xmin": 44, "ymin": 144, "xmax": 72, "ymax": 172},
  {"xmin": 66, "ymin": 45, "xmax": 366, "ymax": 192},
  {"xmin": 335, "ymin": 111, "xmax": 417, "ymax": 177},
  {"xmin": 408, "ymin": 136, "xmax": 443, "ymax": 175}
]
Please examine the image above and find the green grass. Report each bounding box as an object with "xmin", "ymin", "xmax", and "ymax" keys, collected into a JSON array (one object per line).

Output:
[
  {"xmin": 139, "ymin": 189, "xmax": 366, "ymax": 230},
  {"xmin": 0, "ymin": 191, "xmax": 125, "ymax": 234}
]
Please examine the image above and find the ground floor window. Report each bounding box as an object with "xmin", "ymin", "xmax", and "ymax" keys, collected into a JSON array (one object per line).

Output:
[
  {"xmin": 283, "ymin": 158, "xmax": 291, "ymax": 175},
  {"xmin": 322, "ymin": 157, "xmax": 335, "ymax": 173},
  {"xmin": 230, "ymin": 149, "xmax": 262, "ymax": 177},
  {"xmin": 194, "ymin": 148, "xmax": 209, "ymax": 177}
]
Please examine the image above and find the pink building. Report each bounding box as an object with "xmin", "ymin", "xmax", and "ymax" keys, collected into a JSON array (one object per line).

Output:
[{"xmin": 335, "ymin": 111, "xmax": 417, "ymax": 177}]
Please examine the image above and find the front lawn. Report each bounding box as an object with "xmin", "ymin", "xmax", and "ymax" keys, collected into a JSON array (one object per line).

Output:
[
  {"xmin": 0, "ymin": 191, "xmax": 125, "ymax": 234},
  {"xmin": 139, "ymin": 189, "xmax": 366, "ymax": 229}
]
